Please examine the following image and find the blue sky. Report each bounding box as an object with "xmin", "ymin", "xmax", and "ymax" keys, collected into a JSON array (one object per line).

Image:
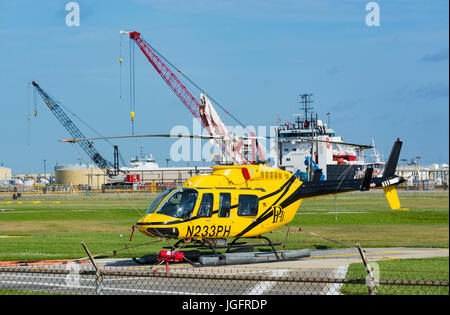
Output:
[{"xmin": 0, "ymin": 0, "xmax": 448, "ymax": 174}]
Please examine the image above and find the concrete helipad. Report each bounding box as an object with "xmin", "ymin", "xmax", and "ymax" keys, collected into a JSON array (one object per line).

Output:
[
  {"xmin": 245, "ymin": 247, "xmax": 449, "ymax": 269},
  {"xmin": 87, "ymin": 247, "xmax": 449, "ymax": 270}
]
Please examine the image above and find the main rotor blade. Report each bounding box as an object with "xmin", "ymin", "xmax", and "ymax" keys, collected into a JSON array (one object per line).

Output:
[
  {"xmin": 61, "ymin": 133, "xmax": 264, "ymax": 143},
  {"xmin": 276, "ymin": 137, "xmax": 374, "ymax": 149}
]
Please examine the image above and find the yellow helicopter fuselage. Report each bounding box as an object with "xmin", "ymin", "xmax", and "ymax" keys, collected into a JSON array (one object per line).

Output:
[{"xmin": 136, "ymin": 165, "xmax": 303, "ymax": 240}]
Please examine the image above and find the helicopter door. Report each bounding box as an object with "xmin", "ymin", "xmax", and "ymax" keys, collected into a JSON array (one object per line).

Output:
[
  {"xmin": 218, "ymin": 193, "xmax": 231, "ymax": 218},
  {"xmin": 207, "ymin": 192, "xmax": 232, "ymax": 238},
  {"xmin": 188, "ymin": 192, "xmax": 233, "ymax": 239},
  {"xmin": 197, "ymin": 193, "xmax": 214, "ymax": 218},
  {"xmin": 189, "ymin": 193, "xmax": 215, "ymax": 239}
]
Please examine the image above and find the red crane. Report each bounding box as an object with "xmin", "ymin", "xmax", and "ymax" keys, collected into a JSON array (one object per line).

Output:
[{"xmin": 121, "ymin": 30, "xmax": 261, "ymax": 165}]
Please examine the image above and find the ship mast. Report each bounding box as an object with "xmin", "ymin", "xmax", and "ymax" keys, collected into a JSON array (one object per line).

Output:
[
  {"xmin": 298, "ymin": 93, "xmax": 313, "ymax": 129},
  {"xmin": 298, "ymin": 93, "xmax": 315, "ymax": 180}
]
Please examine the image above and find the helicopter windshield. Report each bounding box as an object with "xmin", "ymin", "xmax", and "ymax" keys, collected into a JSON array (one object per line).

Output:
[
  {"xmin": 156, "ymin": 188, "xmax": 198, "ymax": 219},
  {"xmin": 145, "ymin": 188, "xmax": 175, "ymax": 215}
]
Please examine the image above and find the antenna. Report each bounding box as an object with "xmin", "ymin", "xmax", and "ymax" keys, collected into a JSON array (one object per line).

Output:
[
  {"xmin": 300, "ymin": 93, "xmax": 313, "ymax": 119},
  {"xmin": 298, "ymin": 93, "xmax": 313, "ymax": 128}
]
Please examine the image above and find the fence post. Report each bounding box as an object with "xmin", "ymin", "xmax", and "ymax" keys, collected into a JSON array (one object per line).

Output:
[
  {"xmin": 356, "ymin": 243, "xmax": 377, "ymax": 295},
  {"xmin": 81, "ymin": 241, "xmax": 103, "ymax": 295}
]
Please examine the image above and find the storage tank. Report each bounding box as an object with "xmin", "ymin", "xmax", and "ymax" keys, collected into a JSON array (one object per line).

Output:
[{"xmin": 55, "ymin": 164, "xmax": 107, "ymax": 188}]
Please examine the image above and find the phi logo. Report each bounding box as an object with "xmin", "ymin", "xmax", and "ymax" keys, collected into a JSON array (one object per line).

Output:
[{"xmin": 272, "ymin": 206, "xmax": 285, "ymax": 223}]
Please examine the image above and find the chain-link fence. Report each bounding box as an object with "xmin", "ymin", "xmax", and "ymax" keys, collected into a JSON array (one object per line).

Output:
[{"xmin": 1, "ymin": 262, "xmax": 448, "ymax": 295}]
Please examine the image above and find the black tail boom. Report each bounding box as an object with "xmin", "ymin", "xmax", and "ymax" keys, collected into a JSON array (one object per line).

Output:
[{"xmin": 280, "ymin": 139, "xmax": 405, "ymax": 209}]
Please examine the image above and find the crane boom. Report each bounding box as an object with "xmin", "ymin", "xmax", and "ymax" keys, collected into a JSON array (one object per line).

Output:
[{"xmin": 31, "ymin": 80, "xmax": 120, "ymax": 176}]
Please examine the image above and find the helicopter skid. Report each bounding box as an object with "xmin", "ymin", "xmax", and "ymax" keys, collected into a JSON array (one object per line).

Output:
[
  {"xmin": 133, "ymin": 235, "xmax": 310, "ymax": 267},
  {"xmin": 133, "ymin": 248, "xmax": 310, "ymax": 266},
  {"xmin": 199, "ymin": 249, "xmax": 311, "ymax": 266},
  {"xmin": 166, "ymin": 236, "xmax": 282, "ymax": 257}
]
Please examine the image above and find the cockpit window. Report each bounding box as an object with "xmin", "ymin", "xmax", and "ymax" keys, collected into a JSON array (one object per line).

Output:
[
  {"xmin": 157, "ymin": 188, "xmax": 198, "ymax": 219},
  {"xmin": 146, "ymin": 188, "xmax": 175, "ymax": 215}
]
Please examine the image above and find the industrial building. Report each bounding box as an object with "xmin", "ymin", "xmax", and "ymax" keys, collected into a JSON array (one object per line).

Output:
[
  {"xmin": 396, "ymin": 164, "xmax": 449, "ymax": 189},
  {"xmin": 0, "ymin": 166, "xmax": 11, "ymax": 181}
]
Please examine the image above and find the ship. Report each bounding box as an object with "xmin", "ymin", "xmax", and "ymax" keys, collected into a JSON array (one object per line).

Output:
[
  {"xmin": 121, "ymin": 154, "xmax": 159, "ymax": 171},
  {"xmin": 363, "ymin": 138, "xmax": 386, "ymax": 178},
  {"xmin": 272, "ymin": 93, "xmax": 375, "ymax": 182}
]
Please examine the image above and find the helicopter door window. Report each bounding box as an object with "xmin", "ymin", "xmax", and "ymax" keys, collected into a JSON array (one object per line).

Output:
[
  {"xmin": 197, "ymin": 193, "xmax": 214, "ymax": 217},
  {"xmin": 238, "ymin": 195, "xmax": 259, "ymax": 217},
  {"xmin": 219, "ymin": 193, "xmax": 231, "ymax": 218}
]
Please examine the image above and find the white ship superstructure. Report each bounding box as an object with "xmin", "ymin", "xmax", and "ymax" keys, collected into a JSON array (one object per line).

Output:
[
  {"xmin": 273, "ymin": 94, "xmax": 368, "ymax": 181},
  {"xmin": 122, "ymin": 154, "xmax": 159, "ymax": 171},
  {"xmin": 363, "ymin": 138, "xmax": 385, "ymax": 178}
]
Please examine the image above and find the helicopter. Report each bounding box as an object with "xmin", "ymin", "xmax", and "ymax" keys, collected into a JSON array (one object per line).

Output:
[
  {"xmin": 130, "ymin": 138, "xmax": 404, "ymax": 255},
  {"xmin": 63, "ymin": 133, "xmax": 404, "ymax": 265}
]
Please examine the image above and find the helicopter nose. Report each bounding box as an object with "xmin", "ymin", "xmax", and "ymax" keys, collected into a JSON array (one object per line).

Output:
[
  {"xmin": 136, "ymin": 214, "xmax": 153, "ymax": 228},
  {"xmin": 135, "ymin": 214, "xmax": 180, "ymax": 238},
  {"xmin": 133, "ymin": 217, "xmax": 175, "ymax": 240}
]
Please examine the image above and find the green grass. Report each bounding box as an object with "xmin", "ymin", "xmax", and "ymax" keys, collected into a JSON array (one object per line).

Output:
[
  {"xmin": 341, "ymin": 256, "xmax": 449, "ymax": 295},
  {"xmin": 0, "ymin": 191, "xmax": 448, "ymax": 261},
  {"xmin": 0, "ymin": 288, "xmax": 64, "ymax": 295}
]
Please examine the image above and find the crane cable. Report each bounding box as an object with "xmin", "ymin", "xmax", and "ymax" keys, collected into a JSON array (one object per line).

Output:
[
  {"xmin": 26, "ymin": 83, "xmax": 32, "ymax": 146},
  {"xmin": 129, "ymin": 37, "xmax": 136, "ymax": 136},
  {"xmin": 33, "ymin": 86, "xmax": 38, "ymax": 118},
  {"xmin": 119, "ymin": 34, "xmax": 123, "ymax": 99},
  {"xmin": 26, "ymin": 83, "xmax": 39, "ymax": 146}
]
